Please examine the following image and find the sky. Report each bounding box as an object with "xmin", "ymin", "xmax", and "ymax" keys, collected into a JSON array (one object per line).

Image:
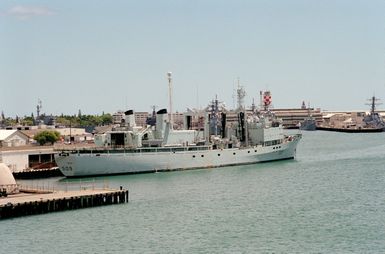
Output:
[{"xmin": 1, "ymin": 0, "xmax": 385, "ymax": 117}]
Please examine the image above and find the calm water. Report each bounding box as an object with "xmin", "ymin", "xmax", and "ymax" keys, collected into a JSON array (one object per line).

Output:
[{"xmin": 2, "ymin": 131, "xmax": 385, "ymax": 253}]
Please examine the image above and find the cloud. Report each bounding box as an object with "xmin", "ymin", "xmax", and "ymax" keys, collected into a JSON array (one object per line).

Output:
[{"xmin": 6, "ymin": 5, "xmax": 56, "ymax": 20}]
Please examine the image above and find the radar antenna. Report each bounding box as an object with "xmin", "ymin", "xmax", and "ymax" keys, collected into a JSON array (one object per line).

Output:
[
  {"xmin": 365, "ymin": 95, "xmax": 382, "ymax": 115},
  {"xmin": 36, "ymin": 99, "xmax": 42, "ymax": 120},
  {"xmin": 236, "ymin": 78, "xmax": 246, "ymax": 111},
  {"xmin": 167, "ymin": 72, "xmax": 173, "ymax": 129}
]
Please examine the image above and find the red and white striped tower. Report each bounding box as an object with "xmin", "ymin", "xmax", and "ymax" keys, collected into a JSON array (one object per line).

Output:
[{"xmin": 263, "ymin": 91, "xmax": 272, "ymax": 111}]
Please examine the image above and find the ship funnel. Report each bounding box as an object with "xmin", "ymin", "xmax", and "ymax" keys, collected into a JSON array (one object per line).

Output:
[
  {"xmin": 156, "ymin": 109, "xmax": 168, "ymax": 139},
  {"xmin": 124, "ymin": 110, "xmax": 136, "ymax": 128}
]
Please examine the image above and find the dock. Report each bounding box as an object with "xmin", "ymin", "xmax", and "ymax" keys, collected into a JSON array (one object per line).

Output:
[
  {"xmin": 13, "ymin": 168, "xmax": 64, "ymax": 179},
  {"xmin": 317, "ymin": 126, "xmax": 383, "ymax": 133},
  {"xmin": 0, "ymin": 188, "xmax": 129, "ymax": 219}
]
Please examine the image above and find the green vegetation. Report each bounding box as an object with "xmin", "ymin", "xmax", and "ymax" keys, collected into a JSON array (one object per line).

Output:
[
  {"xmin": 34, "ymin": 130, "xmax": 61, "ymax": 145},
  {"xmin": 21, "ymin": 116, "xmax": 34, "ymax": 126},
  {"xmin": 56, "ymin": 113, "xmax": 113, "ymax": 127},
  {"xmin": 2, "ymin": 117, "xmax": 17, "ymax": 126},
  {"xmin": 1, "ymin": 112, "xmax": 113, "ymax": 128}
]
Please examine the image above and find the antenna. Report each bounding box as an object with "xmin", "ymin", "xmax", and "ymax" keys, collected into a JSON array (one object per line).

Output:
[
  {"xmin": 36, "ymin": 99, "xmax": 42, "ymax": 120},
  {"xmin": 196, "ymin": 85, "xmax": 199, "ymax": 110},
  {"xmin": 232, "ymin": 79, "xmax": 236, "ymax": 109},
  {"xmin": 167, "ymin": 72, "xmax": 173, "ymax": 129},
  {"xmin": 251, "ymin": 98, "xmax": 256, "ymax": 113},
  {"xmin": 149, "ymin": 105, "xmax": 157, "ymax": 118},
  {"xmin": 236, "ymin": 78, "xmax": 246, "ymax": 111},
  {"xmin": 365, "ymin": 95, "xmax": 382, "ymax": 115}
]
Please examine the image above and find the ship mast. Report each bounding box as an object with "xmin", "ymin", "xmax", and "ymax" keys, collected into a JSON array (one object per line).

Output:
[
  {"xmin": 236, "ymin": 79, "xmax": 245, "ymax": 111},
  {"xmin": 167, "ymin": 72, "xmax": 173, "ymax": 129},
  {"xmin": 236, "ymin": 80, "xmax": 248, "ymax": 146},
  {"xmin": 212, "ymin": 95, "xmax": 219, "ymax": 135},
  {"xmin": 251, "ymin": 98, "xmax": 256, "ymax": 113},
  {"xmin": 36, "ymin": 99, "xmax": 42, "ymax": 125},
  {"xmin": 366, "ymin": 95, "xmax": 381, "ymax": 115}
]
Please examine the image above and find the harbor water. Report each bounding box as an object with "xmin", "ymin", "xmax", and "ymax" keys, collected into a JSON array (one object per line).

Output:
[{"xmin": 2, "ymin": 131, "xmax": 385, "ymax": 253}]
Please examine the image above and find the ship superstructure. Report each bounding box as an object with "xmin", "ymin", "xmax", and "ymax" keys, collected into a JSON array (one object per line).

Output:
[{"xmin": 363, "ymin": 96, "xmax": 385, "ymax": 130}]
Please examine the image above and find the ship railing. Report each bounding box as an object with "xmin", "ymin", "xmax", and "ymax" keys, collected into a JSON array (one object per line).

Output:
[
  {"xmin": 18, "ymin": 179, "xmax": 110, "ymax": 193},
  {"xmin": 0, "ymin": 184, "xmax": 20, "ymax": 195},
  {"xmin": 55, "ymin": 145, "xmax": 212, "ymax": 154},
  {"xmin": 60, "ymin": 179, "xmax": 110, "ymax": 192},
  {"xmin": 19, "ymin": 182, "xmax": 56, "ymax": 193},
  {"xmin": 284, "ymin": 133, "xmax": 302, "ymax": 143}
]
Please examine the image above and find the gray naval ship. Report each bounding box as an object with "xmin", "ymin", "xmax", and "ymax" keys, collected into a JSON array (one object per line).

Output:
[
  {"xmin": 299, "ymin": 118, "xmax": 316, "ymax": 131},
  {"xmin": 299, "ymin": 104, "xmax": 317, "ymax": 131},
  {"xmin": 55, "ymin": 76, "xmax": 302, "ymax": 177},
  {"xmin": 299, "ymin": 109, "xmax": 317, "ymax": 131},
  {"xmin": 363, "ymin": 96, "xmax": 385, "ymax": 130}
]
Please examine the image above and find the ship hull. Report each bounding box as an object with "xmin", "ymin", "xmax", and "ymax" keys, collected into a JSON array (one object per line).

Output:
[
  {"xmin": 55, "ymin": 137, "xmax": 300, "ymax": 177},
  {"xmin": 299, "ymin": 119, "xmax": 317, "ymax": 131},
  {"xmin": 317, "ymin": 126, "xmax": 383, "ymax": 133}
]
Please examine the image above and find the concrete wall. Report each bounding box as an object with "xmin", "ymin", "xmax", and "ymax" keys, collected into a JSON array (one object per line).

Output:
[
  {"xmin": 1, "ymin": 148, "xmax": 55, "ymax": 173},
  {"xmin": 1, "ymin": 151, "xmax": 28, "ymax": 172}
]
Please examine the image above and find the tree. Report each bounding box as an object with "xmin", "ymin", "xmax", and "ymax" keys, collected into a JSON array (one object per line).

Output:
[
  {"xmin": 31, "ymin": 112, "xmax": 36, "ymax": 125},
  {"xmin": 3, "ymin": 117, "xmax": 16, "ymax": 126},
  {"xmin": 100, "ymin": 113, "xmax": 113, "ymax": 125},
  {"xmin": 0, "ymin": 111, "xmax": 4, "ymax": 126},
  {"xmin": 21, "ymin": 116, "xmax": 34, "ymax": 126},
  {"xmin": 34, "ymin": 130, "xmax": 61, "ymax": 145}
]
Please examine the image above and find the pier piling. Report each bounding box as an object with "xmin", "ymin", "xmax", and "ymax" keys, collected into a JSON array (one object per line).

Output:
[{"xmin": 0, "ymin": 189, "xmax": 129, "ymax": 219}]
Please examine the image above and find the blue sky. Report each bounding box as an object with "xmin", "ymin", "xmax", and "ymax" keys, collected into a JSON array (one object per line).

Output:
[{"xmin": 1, "ymin": 0, "xmax": 385, "ymax": 117}]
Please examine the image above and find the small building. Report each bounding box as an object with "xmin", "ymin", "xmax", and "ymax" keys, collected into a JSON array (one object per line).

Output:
[
  {"xmin": 272, "ymin": 108, "xmax": 323, "ymax": 129},
  {"xmin": 0, "ymin": 130, "xmax": 29, "ymax": 147},
  {"xmin": 0, "ymin": 147, "xmax": 56, "ymax": 173},
  {"xmin": 113, "ymin": 110, "xmax": 150, "ymax": 127},
  {"xmin": 323, "ymin": 113, "xmax": 349, "ymax": 128},
  {"xmin": 55, "ymin": 128, "xmax": 93, "ymax": 143},
  {"xmin": 321, "ymin": 111, "xmax": 367, "ymax": 129},
  {"xmin": 135, "ymin": 112, "xmax": 149, "ymax": 127},
  {"xmin": 112, "ymin": 111, "xmax": 125, "ymax": 124}
]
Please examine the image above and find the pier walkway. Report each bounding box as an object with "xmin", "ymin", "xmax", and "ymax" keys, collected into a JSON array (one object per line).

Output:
[{"xmin": 0, "ymin": 188, "xmax": 129, "ymax": 219}]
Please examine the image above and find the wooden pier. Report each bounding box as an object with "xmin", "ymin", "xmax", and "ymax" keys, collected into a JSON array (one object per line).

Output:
[{"xmin": 0, "ymin": 188, "xmax": 129, "ymax": 219}]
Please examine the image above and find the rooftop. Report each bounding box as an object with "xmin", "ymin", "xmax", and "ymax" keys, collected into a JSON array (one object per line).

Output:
[{"xmin": 0, "ymin": 130, "xmax": 17, "ymax": 141}]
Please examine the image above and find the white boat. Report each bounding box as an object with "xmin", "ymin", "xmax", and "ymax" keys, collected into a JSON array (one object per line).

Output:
[{"xmin": 55, "ymin": 78, "xmax": 301, "ymax": 177}]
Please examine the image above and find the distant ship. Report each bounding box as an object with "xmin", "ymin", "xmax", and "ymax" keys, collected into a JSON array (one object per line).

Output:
[
  {"xmin": 55, "ymin": 76, "xmax": 302, "ymax": 177},
  {"xmin": 318, "ymin": 96, "xmax": 385, "ymax": 133},
  {"xmin": 299, "ymin": 103, "xmax": 316, "ymax": 131},
  {"xmin": 299, "ymin": 117, "xmax": 316, "ymax": 131},
  {"xmin": 363, "ymin": 96, "xmax": 385, "ymax": 130}
]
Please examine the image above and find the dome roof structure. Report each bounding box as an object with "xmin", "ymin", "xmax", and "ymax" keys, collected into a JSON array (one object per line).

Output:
[{"xmin": 0, "ymin": 163, "xmax": 18, "ymax": 194}]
